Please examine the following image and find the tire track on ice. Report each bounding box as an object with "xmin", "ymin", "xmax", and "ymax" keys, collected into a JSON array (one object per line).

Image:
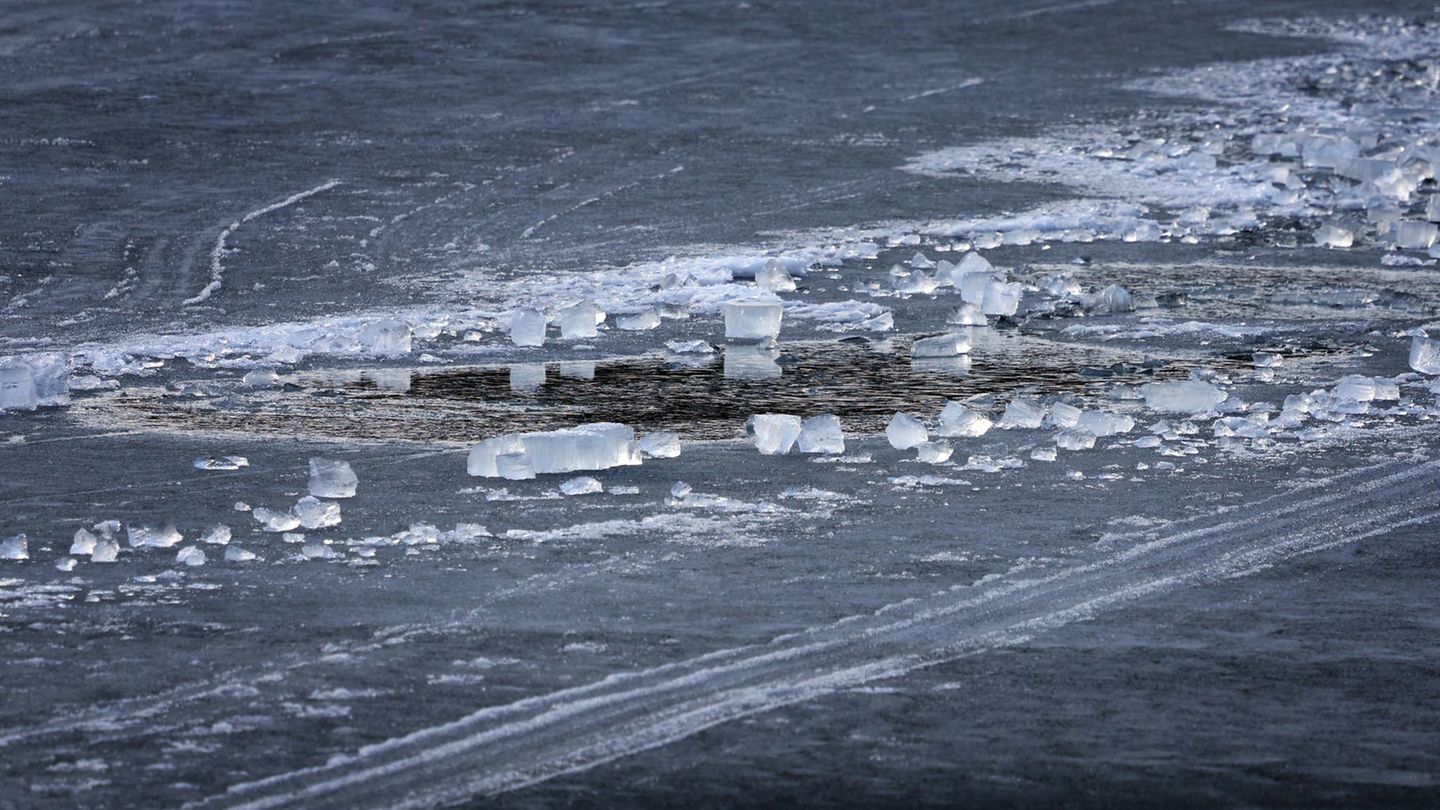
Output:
[{"xmin": 195, "ymin": 457, "xmax": 1440, "ymax": 810}]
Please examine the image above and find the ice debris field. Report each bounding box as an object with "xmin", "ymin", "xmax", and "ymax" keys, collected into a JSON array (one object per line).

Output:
[{"xmin": 3, "ymin": 9, "xmax": 1440, "ymax": 809}]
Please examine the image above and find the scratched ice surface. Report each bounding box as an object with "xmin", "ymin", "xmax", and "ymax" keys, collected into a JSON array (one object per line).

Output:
[{"xmin": 3, "ymin": 2, "xmax": 1440, "ymax": 808}]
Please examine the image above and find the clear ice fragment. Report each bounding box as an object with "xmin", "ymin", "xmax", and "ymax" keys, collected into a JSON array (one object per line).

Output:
[
  {"xmin": 309, "ymin": 458, "xmax": 358, "ymax": 499},
  {"xmin": 747, "ymin": 414, "xmax": 803, "ymax": 455},
  {"xmin": 724, "ymin": 301, "xmax": 783, "ymax": 342},
  {"xmin": 797, "ymin": 414, "xmax": 845, "ymax": 454},
  {"xmin": 886, "ymin": 412, "xmax": 928, "ymax": 449}
]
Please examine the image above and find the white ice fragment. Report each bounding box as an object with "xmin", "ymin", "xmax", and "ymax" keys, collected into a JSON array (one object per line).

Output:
[
  {"xmin": 509, "ymin": 308, "xmax": 548, "ymax": 347},
  {"xmin": 194, "ymin": 456, "xmax": 249, "ymax": 471},
  {"xmin": 1410, "ymin": 335, "xmax": 1440, "ymax": 374},
  {"xmin": 559, "ymin": 476, "xmax": 603, "ymax": 496},
  {"xmin": 1314, "ymin": 224, "xmax": 1354, "ymax": 248},
  {"xmin": 242, "ymin": 369, "xmax": 280, "ymax": 388},
  {"xmin": 998, "ymin": 398, "xmax": 1046, "ymax": 429},
  {"xmin": 1141, "ymin": 380, "xmax": 1226, "ymax": 414},
  {"xmin": 1393, "ymin": 221, "xmax": 1438, "ymax": 250},
  {"xmin": 302, "ymin": 542, "xmax": 340, "ymax": 560},
  {"xmin": 0, "ymin": 362, "xmax": 37, "ymax": 412},
  {"xmin": 936, "ymin": 402, "xmax": 991, "ymax": 437},
  {"xmin": 294, "ymin": 496, "xmax": 341, "ymax": 529},
  {"xmin": 233, "ymin": 501, "xmax": 251, "ymax": 512},
  {"xmin": 308, "ymin": 458, "xmax": 358, "ymax": 499},
  {"xmin": 358, "ymin": 320, "xmax": 412, "ymax": 355},
  {"xmin": 558, "ymin": 302, "xmax": 604, "ymax": 339},
  {"xmin": 724, "ymin": 301, "xmax": 783, "ymax": 342},
  {"xmin": 747, "ymin": 414, "xmax": 803, "ymax": 455},
  {"xmin": 1080, "ymin": 284, "xmax": 1133, "ymax": 314},
  {"xmin": 92, "ymin": 538, "xmax": 119, "ymax": 563},
  {"xmin": 199, "ymin": 524, "xmax": 232, "ymax": 545},
  {"xmin": 253, "ymin": 508, "xmax": 301, "ymax": 533},
  {"xmin": 638, "ymin": 432, "xmax": 682, "ymax": 458},
  {"xmin": 467, "ymin": 423, "xmax": 640, "ymax": 477},
  {"xmin": 0, "ymin": 533, "xmax": 28, "ymax": 560},
  {"xmin": 510, "ymin": 364, "xmax": 546, "ymax": 391},
  {"xmin": 1253, "ymin": 352, "xmax": 1282, "ymax": 368},
  {"xmin": 495, "ymin": 452, "xmax": 536, "ymax": 480},
  {"xmin": 915, "ymin": 441, "xmax": 953, "ymax": 464},
  {"xmin": 1332, "ymin": 375, "xmax": 1377, "ymax": 402},
  {"xmin": 1076, "ymin": 411, "xmax": 1134, "ymax": 437},
  {"xmin": 176, "ymin": 546, "xmax": 207, "ymax": 567},
  {"xmin": 616, "ymin": 309, "xmax": 661, "ymax": 331},
  {"xmin": 755, "ymin": 260, "xmax": 797, "ymax": 292},
  {"xmin": 980, "ymin": 280, "xmax": 1023, "ymax": 317},
  {"xmin": 886, "ymin": 412, "xmax": 928, "ymax": 449},
  {"xmin": 665, "ymin": 339, "xmax": 714, "ymax": 355},
  {"xmin": 947, "ymin": 303, "xmax": 987, "ymax": 326},
  {"xmin": 1047, "ymin": 402, "xmax": 1082, "ymax": 429},
  {"xmin": 224, "ymin": 546, "xmax": 257, "ymax": 562},
  {"xmin": 1031, "ymin": 446, "xmax": 1057, "ymax": 462},
  {"xmin": 911, "ymin": 333, "xmax": 971, "ymax": 358},
  {"xmin": 670, "ymin": 481, "xmax": 692, "ymax": 499},
  {"xmin": 908, "ymin": 251, "xmax": 935, "ymax": 269},
  {"xmin": 127, "ymin": 523, "xmax": 183, "ymax": 548},
  {"xmin": 1055, "ymin": 429, "xmax": 1097, "ymax": 451},
  {"xmin": 56, "ymin": 557, "xmax": 76, "ymax": 572},
  {"xmin": 70, "ymin": 528, "xmax": 97, "ymax": 556},
  {"xmin": 797, "ymin": 414, "xmax": 845, "ymax": 454}
]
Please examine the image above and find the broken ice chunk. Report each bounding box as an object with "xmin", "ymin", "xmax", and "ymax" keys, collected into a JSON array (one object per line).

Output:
[
  {"xmin": 755, "ymin": 260, "xmax": 797, "ymax": 292},
  {"xmin": 559, "ymin": 476, "xmax": 603, "ymax": 496},
  {"xmin": 907, "ymin": 251, "xmax": 935, "ymax": 270},
  {"xmin": 911, "ymin": 333, "xmax": 971, "ymax": 358},
  {"xmin": 1142, "ymin": 380, "xmax": 1225, "ymax": 414},
  {"xmin": 70, "ymin": 528, "xmax": 98, "ymax": 556},
  {"xmin": 224, "ymin": 546, "xmax": 257, "ymax": 562},
  {"xmin": 670, "ymin": 481, "xmax": 692, "ymax": 499},
  {"xmin": 638, "ymin": 432, "xmax": 682, "ymax": 458},
  {"xmin": 294, "ymin": 496, "xmax": 342, "ymax": 529},
  {"xmin": 1314, "ymin": 224, "xmax": 1354, "ymax": 248},
  {"xmin": 56, "ymin": 557, "xmax": 76, "ymax": 572},
  {"xmin": 747, "ymin": 414, "xmax": 802, "ymax": 455},
  {"xmin": 467, "ymin": 423, "xmax": 641, "ymax": 477},
  {"xmin": 947, "ymin": 303, "xmax": 986, "ymax": 326},
  {"xmin": 199, "ymin": 524, "xmax": 232, "ymax": 545},
  {"xmin": 1393, "ymin": 221, "xmax": 1438, "ymax": 250},
  {"xmin": 1076, "ymin": 411, "xmax": 1134, "ymax": 437},
  {"xmin": 495, "ymin": 452, "xmax": 536, "ymax": 480},
  {"xmin": 936, "ymin": 402, "xmax": 991, "ymax": 437},
  {"xmin": 1332, "ymin": 375, "xmax": 1378, "ymax": 402},
  {"xmin": 886, "ymin": 412, "xmax": 928, "ymax": 449},
  {"xmin": 1031, "ymin": 446, "xmax": 1057, "ymax": 462},
  {"xmin": 194, "ymin": 456, "xmax": 249, "ymax": 471},
  {"xmin": 309, "ymin": 458, "xmax": 358, "ymax": 499},
  {"xmin": 616, "ymin": 309, "xmax": 661, "ymax": 331},
  {"xmin": 254, "ymin": 508, "xmax": 301, "ymax": 532},
  {"xmin": 176, "ymin": 546, "xmax": 207, "ymax": 567},
  {"xmin": 723, "ymin": 344, "xmax": 782, "ymax": 380},
  {"xmin": 915, "ymin": 441, "xmax": 953, "ymax": 464},
  {"xmin": 724, "ymin": 301, "xmax": 783, "ymax": 342},
  {"xmin": 797, "ymin": 414, "xmax": 845, "ymax": 454},
  {"xmin": 358, "ymin": 320, "xmax": 413, "ymax": 355},
  {"xmin": 665, "ymin": 339, "xmax": 714, "ymax": 355},
  {"xmin": 1080, "ymin": 285, "xmax": 1134, "ymax": 314},
  {"xmin": 0, "ymin": 362, "xmax": 37, "ymax": 412},
  {"xmin": 509, "ymin": 308, "xmax": 548, "ymax": 347},
  {"xmin": 510, "ymin": 363, "xmax": 546, "ymax": 392},
  {"xmin": 127, "ymin": 523, "xmax": 183, "ymax": 548},
  {"xmin": 997, "ymin": 398, "xmax": 1046, "ymax": 429},
  {"xmin": 558, "ymin": 302, "xmax": 604, "ymax": 340},
  {"xmin": 1253, "ymin": 352, "xmax": 1282, "ymax": 368},
  {"xmin": 0, "ymin": 533, "xmax": 27, "ymax": 560},
  {"xmin": 1055, "ymin": 430, "xmax": 1096, "ymax": 451},
  {"xmin": 242, "ymin": 369, "xmax": 280, "ymax": 388},
  {"xmin": 1047, "ymin": 402, "xmax": 1083, "ymax": 429},
  {"xmin": 980, "ymin": 280, "xmax": 1023, "ymax": 317},
  {"xmin": 92, "ymin": 538, "xmax": 119, "ymax": 563},
  {"xmin": 1409, "ymin": 335, "xmax": 1440, "ymax": 375}
]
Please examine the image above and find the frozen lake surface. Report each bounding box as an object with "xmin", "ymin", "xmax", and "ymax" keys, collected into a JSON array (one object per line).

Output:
[{"xmin": 2, "ymin": 1, "xmax": 1440, "ymax": 806}]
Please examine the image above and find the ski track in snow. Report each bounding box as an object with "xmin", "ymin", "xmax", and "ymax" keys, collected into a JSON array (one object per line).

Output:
[
  {"xmin": 178, "ymin": 457, "xmax": 1439, "ymax": 809},
  {"xmin": 183, "ymin": 180, "xmax": 343, "ymax": 306}
]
